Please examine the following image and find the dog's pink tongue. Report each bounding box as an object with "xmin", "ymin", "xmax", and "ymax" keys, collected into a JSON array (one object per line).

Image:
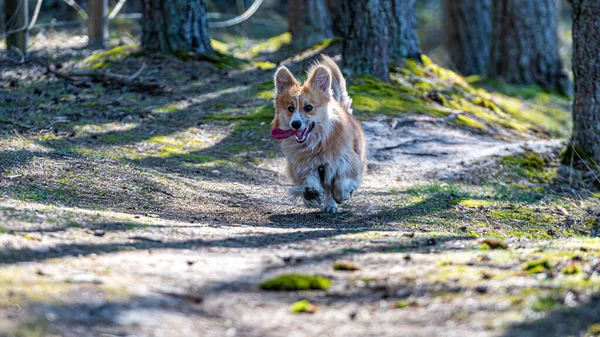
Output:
[{"xmin": 271, "ymin": 128, "xmax": 298, "ymax": 140}]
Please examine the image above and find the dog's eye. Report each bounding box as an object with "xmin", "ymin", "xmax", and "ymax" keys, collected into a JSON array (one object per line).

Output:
[
  {"xmin": 304, "ymin": 105, "xmax": 313, "ymax": 112},
  {"xmin": 287, "ymin": 106, "xmax": 294, "ymax": 113}
]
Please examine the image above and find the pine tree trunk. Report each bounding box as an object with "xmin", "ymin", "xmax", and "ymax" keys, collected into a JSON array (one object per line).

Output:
[
  {"xmin": 443, "ymin": 0, "xmax": 491, "ymax": 76},
  {"xmin": 569, "ymin": 0, "xmax": 600, "ymax": 168},
  {"xmin": 489, "ymin": 0, "xmax": 570, "ymax": 94},
  {"xmin": 288, "ymin": 0, "xmax": 333, "ymax": 47},
  {"xmin": 334, "ymin": 0, "xmax": 389, "ymax": 81},
  {"xmin": 142, "ymin": 0, "xmax": 213, "ymax": 54},
  {"xmin": 385, "ymin": 0, "xmax": 421, "ymax": 65}
]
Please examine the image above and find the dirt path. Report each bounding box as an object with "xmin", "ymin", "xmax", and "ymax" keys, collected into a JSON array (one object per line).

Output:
[{"xmin": 3, "ymin": 119, "xmax": 597, "ymax": 337}]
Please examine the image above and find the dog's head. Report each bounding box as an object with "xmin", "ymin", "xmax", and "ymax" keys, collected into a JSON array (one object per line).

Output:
[{"xmin": 271, "ymin": 65, "xmax": 334, "ymax": 144}]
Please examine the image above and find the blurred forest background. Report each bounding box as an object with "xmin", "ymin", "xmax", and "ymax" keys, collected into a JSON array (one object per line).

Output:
[{"xmin": 0, "ymin": 0, "xmax": 575, "ymax": 71}]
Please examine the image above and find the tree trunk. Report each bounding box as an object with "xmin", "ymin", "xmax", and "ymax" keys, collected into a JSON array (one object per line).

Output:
[
  {"xmin": 334, "ymin": 0, "xmax": 389, "ymax": 81},
  {"xmin": 288, "ymin": 0, "xmax": 333, "ymax": 47},
  {"xmin": 142, "ymin": 0, "xmax": 213, "ymax": 54},
  {"xmin": 442, "ymin": 0, "xmax": 491, "ymax": 76},
  {"xmin": 385, "ymin": 0, "xmax": 421, "ymax": 65},
  {"xmin": 569, "ymin": 0, "xmax": 600, "ymax": 169},
  {"xmin": 489, "ymin": 0, "xmax": 570, "ymax": 94}
]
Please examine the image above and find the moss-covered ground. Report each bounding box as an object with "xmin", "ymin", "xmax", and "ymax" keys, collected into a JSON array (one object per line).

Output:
[{"xmin": 0, "ymin": 33, "xmax": 598, "ymax": 337}]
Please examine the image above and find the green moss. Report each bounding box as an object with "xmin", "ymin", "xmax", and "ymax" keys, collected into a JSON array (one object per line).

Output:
[
  {"xmin": 501, "ymin": 153, "xmax": 545, "ymax": 171},
  {"xmin": 260, "ymin": 274, "xmax": 331, "ymax": 291},
  {"xmin": 172, "ymin": 50, "xmax": 251, "ymax": 70},
  {"xmin": 210, "ymin": 39, "xmax": 229, "ymax": 54},
  {"xmin": 588, "ymin": 324, "xmax": 600, "ymax": 335},
  {"xmin": 459, "ymin": 199, "xmax": 496, "ymax": 207},
  {"xmin": 561, "ymin": 145, "xmax": 597, "ymax": 166},
  {"xmin": 235, "ymin": 32, "xmax": 292, "ymax": 59},
  {"xmin": 82, "ymin": 45, "xmax": 139, "ymax": 69},
  {"xmin": 523, "ymin": 259, "xmax": 552, "ymax": 274},
  {"xmin": 532, "ymin": 296, "xmax": 557, "ymax": 312},
  {"xmin": 252, "ymin": 61, "xmax": 276, "ymax": 70},
  {"xmin": 393, "ymin": 300, "xmax": 411, "ymax": 309},
  {"xmin": 205, "ymin": 103, "xmax": 272, "ymax": 132},
  {"xmin": 14, "ymin": 186, "xmax": 65, "ymax": 202},
  {"xmin": 561, "ymin": 263, "xmax": 582, "ymax": 275},
  {"xmin": 352, "ymin": 54, "xmax": 572, "ymax": 137},
  {"xmin": 480, "ymin": 239, "xmax": 508, "ymax": 250},
  {"xmin": 332, "ymin": 260, "xmax": 362, "ymax": 271},
  {"xmin": 454, "ymin": 115, "xmax": 486, "ymax": 130},
  {"xmin": 349, "ymin": 75, "xmax": 448, "ymax": 118},
  {"xmin": 290, "ymin": 300, "xmax": 318, "ymax": 313}
]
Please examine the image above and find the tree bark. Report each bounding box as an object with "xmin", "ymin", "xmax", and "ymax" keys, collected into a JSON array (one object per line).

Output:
[
  {"xmin": 442, "ymin": 0, "xmax": 491, "ymax": 76},
  {"xmin": 334, "ymin": 0, "xmax": 389, "ymax": 81},
  {"xmin": 489, "ymin": 0, "xmax": 570, "ymax": 94},
  {"xmin": 142, "ymin": 0, "xmax": 213, "ymax": 54},
  {"xmin": 569, "ymin": 0, "xmax": 600, "ymax": 168},
  {"xmin": 385, "ymin": 0, "xmax": 421, "ymax": 65},
  {"xmin": 288, "ymin": 0, "xmax": 333, "ymax": 47}
]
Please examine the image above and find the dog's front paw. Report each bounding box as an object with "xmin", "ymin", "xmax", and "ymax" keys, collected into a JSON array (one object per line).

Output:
[{"xmin": 303, "ymin": 187, "xmax": 323, "ymax": 208}]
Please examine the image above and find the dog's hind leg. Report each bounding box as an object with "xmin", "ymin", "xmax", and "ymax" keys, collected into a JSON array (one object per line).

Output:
[{"xmin": 332, "ymin": 177, "xmax": 360, "ymax": 205}]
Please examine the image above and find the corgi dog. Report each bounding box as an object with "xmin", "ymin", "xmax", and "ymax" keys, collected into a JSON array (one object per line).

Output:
[{"xmin": 270, "ymin": 55, "xmax": 366, "ymax": 213}]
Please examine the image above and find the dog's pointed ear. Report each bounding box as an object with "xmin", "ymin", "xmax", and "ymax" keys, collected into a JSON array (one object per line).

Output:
[
  {"xmin": 274, "ymin": 67, "xmax": 297, "ymax": 95},
  {"xmin": 308, "ymin": 65, "xmax": 332, "ymax": 97}
]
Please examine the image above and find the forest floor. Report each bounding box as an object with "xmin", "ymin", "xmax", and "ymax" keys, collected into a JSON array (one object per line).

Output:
[{"xmin": 1, "ymin": 33, "xmax": 600, "ymax": 337}]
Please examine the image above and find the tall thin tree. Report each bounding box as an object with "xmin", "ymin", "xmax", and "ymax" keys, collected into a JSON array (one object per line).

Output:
[
  {"xmin": 142, "ymin": 0, "xmax": 213, "ymax": 54},
  {"xmin": 569, "ymin": 0, "xmax": 600, "ymax": 169},
  {"xmin": 488, "ymin": 0, "xmax": 570, "ymax": 94},
  {"xmin": 386, "ymin": 0, "xmax": 421, "ymax": 65},
  {"xmin": 442, "ymin": 0, "xmax": 491, "ymax": 76},
  {"xmin": 333, "ymin": 0, "xmax": 389, "ymax": 80},
  {"xmin": 288, "ymin": 0, "xmax": 333, "ymax": 47}
]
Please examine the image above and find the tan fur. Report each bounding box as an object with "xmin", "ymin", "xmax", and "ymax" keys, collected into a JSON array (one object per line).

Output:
[{"xmin": 272, "ymin": 55, "xmax": 366, "ymax": 213}]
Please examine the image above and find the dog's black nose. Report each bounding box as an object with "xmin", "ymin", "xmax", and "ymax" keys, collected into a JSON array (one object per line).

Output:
[{"xmin": 291, "ymin": 120, "xmax": 302, "ymax": 129}]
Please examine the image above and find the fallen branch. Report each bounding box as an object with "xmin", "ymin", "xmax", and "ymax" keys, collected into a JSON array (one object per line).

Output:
[
  {"xmin": 43, "ymin": 119, "xmax": 71, "ymax": 129},
  {"xmin": 1, "ymin": 57, "xmax": 171, "ymax": 94},
  {"xmin": 390, "ymin": 111, "xmax": 463, "ymax": 129},
  {"xmin": 129, "ymin": 236, "xmax": 163, "ymax": 243},
  {"xmin": 397, "ymin": 151, "xmax": 448, "ymax": 157},
  {"xmin": 0, "ymin": 119, "xmax": 35, "ymax": 130},
  {"xmin": 378, "ymin": 138, "xmax": 438, "ymax": 151}
]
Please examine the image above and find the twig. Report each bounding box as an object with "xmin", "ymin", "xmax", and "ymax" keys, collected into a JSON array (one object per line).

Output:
[
  {"xmin": 391, "ymin": 111, "xmax": 463, "ymax": 129},
  {"xmin": 152, "ymin": 288, "xmax": 203, "ymax": 303},
  {"xmin": 128, "ymin": 62, "xmax": 147, "ymax": 81},
  {"xmin": 378, "ymin": 138, "xmax": 437, "ymax": 151},
  {"xmin": 397, "ymin": 151, "xmax": 448, "ymax": 157},
  {"xmin": 1, "ymin": 57, "xmax": 171, "ymax": 94},
  {"xmin": 129, "ymin": 236, "xmax": 163, "ymax": 243},
  {"xmin": 0, "ymin": 119, "xmax": 35, "ymax": 130},
  {"xmin": 43, "ymin": 119, "xmax": 71, "ymax": 129}
]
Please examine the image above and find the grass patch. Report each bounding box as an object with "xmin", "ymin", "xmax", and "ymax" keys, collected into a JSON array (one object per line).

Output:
[{"xmin": 260, "ymin": 274, "xmax": 331, "ymax": 291}]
